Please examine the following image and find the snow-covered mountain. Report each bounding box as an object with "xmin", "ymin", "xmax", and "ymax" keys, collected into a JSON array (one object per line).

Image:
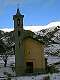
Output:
[
  {"xmin": 0, "ymin": 30, "xmax": 15, "ymax": 55},
  {"xmin": 0, "ymin": 24, "xmax": 60, "ymax": 56},
  {"xmin": 36, "ymin": 25, "xmax": 60, "ymax": 56}
]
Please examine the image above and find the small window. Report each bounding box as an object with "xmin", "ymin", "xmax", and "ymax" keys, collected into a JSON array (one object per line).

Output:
[
  {"xmin": 17, "ymin": 19, "xmax": 20, "ymax": 26},
  {"xmin": 18, "ymin": 31, "xmax": 20, "ymax": 36}
]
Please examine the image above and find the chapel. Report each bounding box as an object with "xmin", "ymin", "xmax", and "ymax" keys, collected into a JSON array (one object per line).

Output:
[{"xmin": 13, "ymin": 8, "xmax": 45, "ymax": 75}]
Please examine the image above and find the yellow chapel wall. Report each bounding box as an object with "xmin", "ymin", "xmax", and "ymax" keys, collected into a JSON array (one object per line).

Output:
[{"xmin": 23, "ymin": 38, "xmax": 45, "ymax": 72}]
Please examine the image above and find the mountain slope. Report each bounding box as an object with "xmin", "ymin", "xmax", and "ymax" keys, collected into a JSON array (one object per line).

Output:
[
  {"xmin": 0, "ymin": 25, "xmax": 60, "ymax": 56},
  {"xmin": 36, "ymin": 26, "xmax": 60, "ymax": 56}
]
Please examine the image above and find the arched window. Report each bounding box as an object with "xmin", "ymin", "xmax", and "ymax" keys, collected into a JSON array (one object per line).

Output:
[{"xmin": 17, "ymin": 18, "xmax": 20, "ymax": 26}]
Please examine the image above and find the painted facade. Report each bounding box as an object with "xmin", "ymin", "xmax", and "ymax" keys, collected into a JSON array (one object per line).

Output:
[
  {"xmin": 13, "ymin": 8, "xmax": 45, "ymax": 75},
  {"xmin": 23, "ymin": 38, "xmax": 45, "ymax": 73}
]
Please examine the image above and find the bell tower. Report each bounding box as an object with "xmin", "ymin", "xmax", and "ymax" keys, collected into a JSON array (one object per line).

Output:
[
  {"xmin": 13, "ymin": 9, "xmax": 25, "ymax": 75},
  {"xmin": 13, "ymin": 8, "xmax": 24, "ymax": 31}
]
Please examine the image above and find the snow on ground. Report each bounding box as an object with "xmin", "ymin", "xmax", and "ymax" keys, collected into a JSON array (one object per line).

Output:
[
  {"xmin": 11, "ymin": 74, "xmax": 49, "ymax": 80},
  {"xmin": 47, "ymin": 55, "xmax": 60, "ymax": 65},
  {"xmin": 7, "ymin": 55, "xmax": 15, "ymax": 66},
  {"xmin": 10, "ymin": 73, "xmax": 60, "ymax": 80},
  {"xmin": 0, "ymin": 55, "xmax": 60, "ymax": 80},
  {"xmin": 0, "ymin": 67, "xmax": 15, "ymax": 77},
  {"xmin": 50, "ymin": 73, "xmax": 60, "ymax": 80}
]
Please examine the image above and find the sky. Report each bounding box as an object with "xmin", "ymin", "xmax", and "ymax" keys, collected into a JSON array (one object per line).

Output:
[{"xmin": 0, "ymin": 0, "xmax": 60, "ymax": 32}]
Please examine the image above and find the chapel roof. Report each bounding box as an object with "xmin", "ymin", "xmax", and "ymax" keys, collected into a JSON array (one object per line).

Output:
[{"xmin": 21, "ymin": 30, "xmax": 45, "ymax": 44}]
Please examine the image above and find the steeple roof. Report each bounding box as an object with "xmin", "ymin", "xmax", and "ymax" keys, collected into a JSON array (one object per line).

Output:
[
  {"xmin": 16, "ymin": 8, "xmax": 21, "ymax": 15},
  {"xmin": 13, "ymin": 8, "xmax": 24, "ymax": 20}
]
